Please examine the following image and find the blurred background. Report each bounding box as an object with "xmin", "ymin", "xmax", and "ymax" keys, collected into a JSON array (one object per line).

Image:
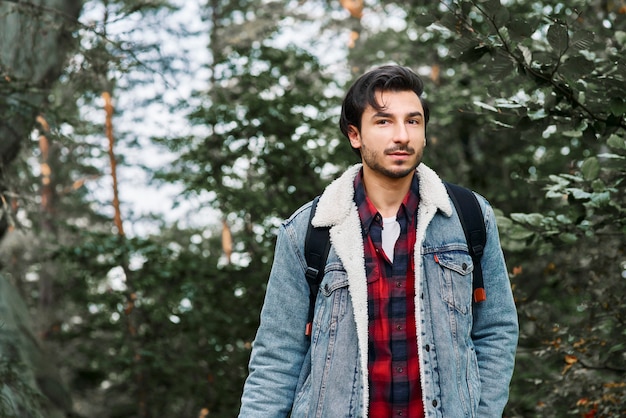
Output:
[{"xmin": 1, "ymin": 0, "xmax": 625, "ymax": 416}]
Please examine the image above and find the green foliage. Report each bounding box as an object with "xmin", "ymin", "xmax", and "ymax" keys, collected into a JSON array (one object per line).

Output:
[
  {"xmin": 52, "ymin": 226, "xmax": 266, "ymax": 417},
  {"xmin": 155, "ymin": 2, "xmax": 355, "ymax": 262},
  {"xmin": 0, "ymin": 357, "xmax": 46, "ymax": 418},
  {"xmin": 0, "ymin": 273, "xmax": 72, "ymax": 418},
  {"xmin": 0, "ymin": 363, "xmax": 46, "ymax": 418},
  {"xmin": 175, "ymin": 44, "xmax": 343, "ymax": 221}
]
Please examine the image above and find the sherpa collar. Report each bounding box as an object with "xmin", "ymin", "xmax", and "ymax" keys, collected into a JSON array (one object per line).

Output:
[{"xmin": 312, "ymin": 163, "xmax": 452, "ymax": 228}]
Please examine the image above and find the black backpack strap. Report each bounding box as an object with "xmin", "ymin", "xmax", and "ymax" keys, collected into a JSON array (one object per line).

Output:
[
  {"xmin": 444, "ymin": 182, "xmax": 487, "ymax": 303},
  {"xmin": 304, "ymin": 196, "xmax": 331, "ymax": 337}
]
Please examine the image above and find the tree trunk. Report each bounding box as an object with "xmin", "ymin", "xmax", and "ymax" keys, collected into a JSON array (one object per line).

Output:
[
  {"xmin": 0, "ymin": 1, "xmax": 83, "ymax": 416},
  {"xmin": 0, "ymin": 0, "xmax": 83, "ymax": 206}
]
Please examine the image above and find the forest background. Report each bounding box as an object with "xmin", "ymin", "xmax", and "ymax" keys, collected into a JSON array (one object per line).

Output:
[{"xmin": 1, "ymin": 0, "xmax": 625, "ymax": 417}]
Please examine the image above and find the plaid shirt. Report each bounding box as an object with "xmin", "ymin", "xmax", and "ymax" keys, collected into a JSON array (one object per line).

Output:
[{"xmin": 354, "ymin": 170, "xmax": 424, "ymax": 418}]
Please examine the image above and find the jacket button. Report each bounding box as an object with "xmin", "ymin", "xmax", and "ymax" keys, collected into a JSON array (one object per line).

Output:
[
  {"xmin": 432, "ymin": 400, "xmax": 438, "ymax": 407},
  {"xmin": 462, "ymin": 263, "xmax": 468, "ymax": 270},
  {"xmin": 425, "ymin": 344, "xmax": 430, "ymax": 352}
]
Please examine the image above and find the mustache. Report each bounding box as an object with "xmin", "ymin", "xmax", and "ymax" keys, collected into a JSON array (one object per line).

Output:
[{"xmin": 384, "ymin": 146, "xmax": 415, "ymax": 155}]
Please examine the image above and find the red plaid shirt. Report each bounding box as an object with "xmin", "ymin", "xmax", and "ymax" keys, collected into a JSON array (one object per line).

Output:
[{"xmin": 354, "ymin": 170, "xmax": 424, "ymax": 418}]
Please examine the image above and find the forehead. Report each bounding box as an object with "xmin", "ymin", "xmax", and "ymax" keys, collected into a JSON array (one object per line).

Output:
[{"xmin": 367, "ymin": 89, "xmax": 423, "ymax": 113}]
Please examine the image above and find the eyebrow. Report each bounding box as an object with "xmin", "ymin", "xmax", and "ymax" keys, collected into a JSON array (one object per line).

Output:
[{"xmin": 372, "ymin": 111, "xmax": 423, "ymax": 119}]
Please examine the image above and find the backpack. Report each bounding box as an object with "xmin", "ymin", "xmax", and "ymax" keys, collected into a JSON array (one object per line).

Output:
[{"xmin": 303, "ymin": 182, "xmax": 486, "ymax": 337}]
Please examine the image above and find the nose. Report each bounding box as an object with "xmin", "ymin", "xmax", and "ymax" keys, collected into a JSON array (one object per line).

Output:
[{"xmin": 393, "ymin": 123, "xmax": 410, "ymax": 143}]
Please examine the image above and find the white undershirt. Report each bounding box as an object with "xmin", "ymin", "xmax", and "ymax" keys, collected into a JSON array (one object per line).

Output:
[{"xmin": 381, "ymin": 216, "xmax": 401, "ymax": 262}]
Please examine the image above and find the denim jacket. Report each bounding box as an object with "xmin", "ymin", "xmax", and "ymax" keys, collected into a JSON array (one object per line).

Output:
[{"xmin": 239, "ymin": 164, "xmax": 518, "ymax": 418}]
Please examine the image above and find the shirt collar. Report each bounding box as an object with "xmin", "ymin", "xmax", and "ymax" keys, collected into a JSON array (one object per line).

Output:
[{"xmin": 354, "ymin": 169, "xmax": 420, "ymax": 234}]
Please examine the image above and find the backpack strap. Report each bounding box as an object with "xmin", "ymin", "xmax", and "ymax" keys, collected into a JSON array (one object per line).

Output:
[
  {"xmin": 444, "ymin": 182, "xmax": 487, "ymax": 303},
  {"xmin": 303, "ymin": 196, "xmax": 330, "ymax": 337}
]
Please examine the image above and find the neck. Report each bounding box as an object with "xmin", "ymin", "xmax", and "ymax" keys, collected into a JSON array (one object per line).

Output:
[{"xmin": 361, "ymin": 167, "xmax": 414, "ymax": 218}]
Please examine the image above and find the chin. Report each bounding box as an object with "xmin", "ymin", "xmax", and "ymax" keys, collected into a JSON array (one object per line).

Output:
[{"xmin": 385, "ymin": 167, "xmax": 416, "ymax": 179}]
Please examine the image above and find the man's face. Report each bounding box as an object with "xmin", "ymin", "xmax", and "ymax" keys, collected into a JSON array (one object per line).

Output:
[{"xmin": 348, "ymin": 90, "xmax": 426, "ymax": 180}]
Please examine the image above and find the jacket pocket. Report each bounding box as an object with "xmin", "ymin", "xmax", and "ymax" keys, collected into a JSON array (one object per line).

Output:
[
  {"xmin": 318, "ymin": 263, "xmax": 349, "ymax": 334},
  {"xmin": 434, "ymin": 250, "xmax": 474, "ymax": 315}
]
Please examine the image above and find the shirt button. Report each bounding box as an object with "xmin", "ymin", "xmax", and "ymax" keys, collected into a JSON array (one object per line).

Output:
[
  {"xmin": 396, "ymin": 324, "xmax": 402, "ymax": 330},
  {"xmin": 396, "ymin": 281, "xmax": 402, "ymax": 288},
  {"xmin": 396, "ymin": 367, "xmax": 403, "ymax": 373}
]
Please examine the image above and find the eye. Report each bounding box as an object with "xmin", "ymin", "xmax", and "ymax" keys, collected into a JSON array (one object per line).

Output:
[
  {"xmin": 376, "ymin": 119, "xmax": 391, "ymax": 125},
  {"xmin": 407, "ymin": 119, "xmax": 421, "ymax": 125}
]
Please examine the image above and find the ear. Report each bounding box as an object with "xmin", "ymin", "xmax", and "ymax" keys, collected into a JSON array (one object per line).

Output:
[{"xmin": 347, "ymin": 125, "xmax": 361, "ymax": 149}]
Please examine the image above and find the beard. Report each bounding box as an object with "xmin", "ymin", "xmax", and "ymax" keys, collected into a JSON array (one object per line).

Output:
[{"xmin": 360, "ymin": 144, "xmax": 423, "ymax": 179}]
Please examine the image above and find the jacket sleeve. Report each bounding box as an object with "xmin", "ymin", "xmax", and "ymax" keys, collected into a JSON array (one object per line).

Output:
[
  {"xmin": 471, "ymin": 199, "xmax": 519, "ymax": 417},
  {"xmin": 238, "ymin": 221, "xmax": 311, "ymax": 417}
]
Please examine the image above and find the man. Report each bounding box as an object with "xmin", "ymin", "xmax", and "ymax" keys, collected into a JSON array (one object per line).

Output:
[{"xmin": 239, "ymin": 65, "xmax": 518, "ymax": 417}]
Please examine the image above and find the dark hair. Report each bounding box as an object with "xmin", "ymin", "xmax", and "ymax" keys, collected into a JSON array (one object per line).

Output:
[{"xmin": 339, "ymin": 65, "xmax": 430, "ymax": 155}]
